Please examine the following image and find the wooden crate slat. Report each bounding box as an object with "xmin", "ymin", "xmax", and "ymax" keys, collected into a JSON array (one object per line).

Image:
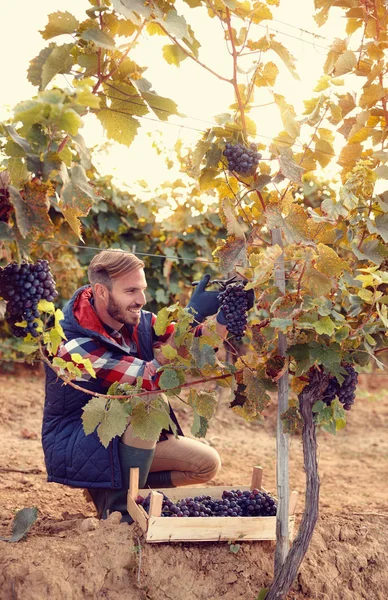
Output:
[
  {"xmin": 127, "ymin": 493, "xmax": 148, "ymax": 531},
  {"xmin": 139, "ymin": 485, "xmax": 252, "ymax": 502},
  {"xmin": 146, "ymin": 515, "xmax": 295, "ymax": 543}
]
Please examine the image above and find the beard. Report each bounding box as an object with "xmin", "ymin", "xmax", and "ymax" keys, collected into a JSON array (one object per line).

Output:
[{"xmin": 107, "ymin": 293, "xmax": 141, "ymax": 326}]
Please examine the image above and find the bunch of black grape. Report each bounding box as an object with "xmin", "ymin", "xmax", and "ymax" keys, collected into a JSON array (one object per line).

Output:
[
  {"xmin": 0, "ymin": 260, "xmax": 58, "ymax": 338},
  {"xmin": 137, "ymin": 488, "xmax": 277, "ymax": 518},
  {"xmin": 321, "ymin": 364, "xmax": 358, "ymax": 411},
  {"xmin": 217, "ymin": 282, "xmax": 249, "ymax": 341},
  {"xmin": 223, "ymin": 142, "xmax": 262, "ymax": 175}
]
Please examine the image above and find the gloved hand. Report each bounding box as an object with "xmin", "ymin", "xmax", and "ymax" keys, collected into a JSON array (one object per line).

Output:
[
  {"xmin": 216, "ymin": 281, "xmax": 255, "ymax": 326},
  {"xmin": 186, "ymin": 274, "xmax": 220, "ymax": 324}
]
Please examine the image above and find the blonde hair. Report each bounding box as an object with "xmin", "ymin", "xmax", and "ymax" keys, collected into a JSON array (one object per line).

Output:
[{"xmin": 88, "ymin": 249, "xmax": 144, "ymax": 289}]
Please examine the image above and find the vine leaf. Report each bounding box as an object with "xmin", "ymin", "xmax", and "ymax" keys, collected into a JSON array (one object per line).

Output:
[
  {"xmin": 315, "ymin": 243, "xmax": 349, "ymax": 277},
  {"xmin": 191, "ymin": 339, "xmax": 216, "ymax": 369},
  {"xmin": 82, "ymin": 397, "xmax": 130, "ymax": 447},
  {"xmin": 278, "ymin": 148, "xmax": 305, "ymax": 183},
  {"xmin": 0, "ymin": 507, "xmax": 38, "ymax": 543},
  {"xmin": 191, "ymin": 411, "xmax": 209, "ymax": 438},
  {"xmin": 8, "ymin": 181, "xmax": 54, "ymax": 239},
  {"xmin": 112, "ymin": 0, "xmax": 152, "ymax": 19},
  {"xmin": 158, "ymin": 368, "xmax": 183, "ymax": 390},
  {"xmin": 59, "ymin": 165, "xmax": 95, "ymax": 238},
  {"xmin": 97, "ymin": 109, "xmax": 140, "ymax": 146},
  {"xmin": 188, "ymin": 389, "xmax": 217, "ymax": 420},
  {"xmin": 130, "ymin": 398, "xmax": 170, "ymax": 441},
  {"xmin": 162, "ymin": 44, "xmax": 188, "ymax": 66},
  {"xmin": 80, "ymin": 28, "xmax": 116, "ymax": 50},
  {"xmin": 40, "ymin": 11, "xmax": 79, "ymax": 40},
  {"xmin": 214, "ymin": 235, "xmax": 247, "ymax": 275},
  {"xmin": 41, "ymin": 43, "xmax": 76, "ymax": 90}
]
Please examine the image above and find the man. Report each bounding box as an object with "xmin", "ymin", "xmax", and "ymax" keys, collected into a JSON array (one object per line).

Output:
[{"xmin": 42, "ymin": 249, "xmax": 228, "ymax": 522}]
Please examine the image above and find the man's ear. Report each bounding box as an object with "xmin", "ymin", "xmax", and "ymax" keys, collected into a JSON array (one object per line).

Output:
[{"xmin": 94, "ymin": 283, "xmax": 108, "ymax": 301}]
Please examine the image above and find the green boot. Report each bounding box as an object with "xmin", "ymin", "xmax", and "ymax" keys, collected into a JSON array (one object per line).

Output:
[{"xmin": 87, "ymin": 443, "xmax": 155, "ymax": 523}]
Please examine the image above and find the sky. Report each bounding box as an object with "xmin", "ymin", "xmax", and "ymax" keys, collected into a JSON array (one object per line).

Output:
[{"xmin": 0, "ymin": 0, "xmax": 352, "ymax": 191}]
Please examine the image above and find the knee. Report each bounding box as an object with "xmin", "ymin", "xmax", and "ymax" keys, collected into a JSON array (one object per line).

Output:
[{"xmin": 198, "ymin": 447, "xmax": 222, "ymax": 483}]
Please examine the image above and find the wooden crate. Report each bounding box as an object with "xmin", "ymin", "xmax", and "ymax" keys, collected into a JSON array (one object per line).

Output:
[{"xmin": 127, "ymin": 466, "xmax": 298, "ymax": 544}]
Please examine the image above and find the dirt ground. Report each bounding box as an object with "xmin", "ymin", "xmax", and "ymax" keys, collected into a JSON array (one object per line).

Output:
[{"xmin": 0, "ymin": 366, "xmax": 387, "ymax": 600}]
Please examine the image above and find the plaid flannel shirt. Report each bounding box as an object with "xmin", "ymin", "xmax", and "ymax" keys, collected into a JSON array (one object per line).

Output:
[{"xmin": 57, "ymin": 319, "xmax": 175, "ymax": 392}]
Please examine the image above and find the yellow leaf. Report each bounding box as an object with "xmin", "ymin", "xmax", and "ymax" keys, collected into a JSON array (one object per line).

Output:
[
  {"xmin": 315, "ymin": 139, "xmax": 335, "ymax": 168},
  {"xmin": 315, "ymin": 243, "xmax": 349, "ymax": 277},
  {"xmin": 38, "ymin": 299, "xmax": 55, "ymax": 314},
  {"xmin": 255, "ymin": 61, "xmax": 279, "ymax": 87},
  {"xmin": 161, "ymin": 344, "xmax": 178, "ymax": 359},
  {"xmin": 338, "ymin": 143, "xmax": 362, "ymax": 167},
  {"xmin": 314, "ymin": 75, "xmax": 331, "ymax": 92},
  {"xmin": 358, "ymin": 288, "xmax": 374, "ymax": 303},
  {"xmin": 359, "ymin": 84, "xmax": 385, "ymax": 109},
  {"xmin": 301, "ymin": 267, "xmax": 332, "ymax": 297},
  {"xmin": 334, "ymin": 50, "xmax": 357, "ymax": 76},
  {"xmin": 54, "ymin": 308, "xmax": 66, "ymax": 341}
]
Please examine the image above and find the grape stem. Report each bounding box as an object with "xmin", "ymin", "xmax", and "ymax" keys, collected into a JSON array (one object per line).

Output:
[{"xmin": 38, "ymin": 340, "xmax": 239, "ymax": 400}]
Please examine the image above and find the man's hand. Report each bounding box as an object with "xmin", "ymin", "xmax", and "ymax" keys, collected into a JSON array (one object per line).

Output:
[{"xmin": 186, "ymin": 274, "xmax": 220, "ymax": 324}]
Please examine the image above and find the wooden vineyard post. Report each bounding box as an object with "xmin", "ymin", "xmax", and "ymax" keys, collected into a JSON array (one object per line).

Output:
[{"xmin": 272, "ymin": 227, "xmax": 290, "ymax": 573}]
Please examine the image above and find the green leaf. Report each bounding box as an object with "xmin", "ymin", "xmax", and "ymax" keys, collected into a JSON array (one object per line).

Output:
[
  {"xmin": 104, "ymin": 81, "xmax": 149, "ymax": 117},
  {"xmin": 191, "ymin": 411, "xmax": 209, "ymax": 438},
  {"xmin": 352, "ymin": 239, "xmax": 388, "ymax": 265},
  {"xmin": 257, "ymin": 589, "xmax": 269, "ymax": 600},
  {"xmin": 270, "ymin": 318, "xmax": 293, "ymax": 332},
  {"xmin": 7, "ymin": 158, "xmax": 29, "ymax": 187},
  {"xmin": 312, "ymin": 316, "xmax": 335, "ymax": 336},
  {"xmin": 158, "ymin": 368, "xmax": 182, "ymax": 390},
  {"xmin": 57, "ymin": 108, "xmax": 83, "ymax": 136},
  {"xmin": 191, "ymin": 339, "xmax": 215, "ymax": 369},
  {"xmin": 28, "ymin": 46, "xmax": 54, "ymax": 88},
  {"xmin": 0, "ymin": 507, "xmax": 38, "ymax": 543},
  {"xmin": 82, "ymin": 396, "xmax": 108, "ymax": 435},
  {"xmin": 4, "ymin": 125, "xmax": 33, "ymax": 155},
  {"xmin": 288, "ymin": 341, "xmax": 342, "ymax": 378},
  {"xmin": 162, "ymin": 44, "xmax": 188, "ymax": 66},
  {"xmin": 40, "ymin": 11, "xmax": 79, "ymax": 40},
  {"xmin": 188, "ymin": 389, "xmax": 217, "ymax": 419},
  {"xmin": 97, "ymin": 108, "xmax": 140, "ymax": 146},
  {"xmin": 158, "ymin": 8, "xmax": 190, "ymax": 41},
  {"xmin": 130, "ymin": 399, "xmax": 170, "ymax": 441},
  {"xmin": 139, "ymin": 90, "xmax": 179, "ymax": 121},
  {"xmin": 244, "ymin": 369, "xmax": 271, "ymax": 412},
  {"xmin": 97, "ymin": 400, "xmax": 130, "ymax": 447},
  {"xmin": 111, "ymin": 0, "xmax": 152, "ymax": 19},
  {"xmin": 41, "ymin": 43, "xmax": 75, "ymax": 90},
  {"xmin": 80, "ymin": 28, "xmax": 116, "ymax": 50}
]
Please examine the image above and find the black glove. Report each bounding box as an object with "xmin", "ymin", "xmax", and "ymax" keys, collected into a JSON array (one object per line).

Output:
[{"xmin": 186, "ymin": 274, "xmax": 220, "ymax": 324}]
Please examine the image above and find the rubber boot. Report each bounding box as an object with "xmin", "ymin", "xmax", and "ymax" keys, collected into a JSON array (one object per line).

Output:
[
  {"xmin": 144, "ymin": 470, "xmax": 175, "ymax": 489},
  {"xmin": 87, "ymin": 442, "xmax": 155, "ymax": 523}
]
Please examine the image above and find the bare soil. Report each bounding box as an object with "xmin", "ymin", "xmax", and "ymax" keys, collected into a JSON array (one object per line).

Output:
[{"xmin": 0, "ymin": 367, "xmax": 387, "ymax": 600}]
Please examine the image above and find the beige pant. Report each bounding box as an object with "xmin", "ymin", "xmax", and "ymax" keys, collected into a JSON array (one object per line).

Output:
[{"xmin": 149, "ymin": 434, "xmax": 221, "ymax": 487}]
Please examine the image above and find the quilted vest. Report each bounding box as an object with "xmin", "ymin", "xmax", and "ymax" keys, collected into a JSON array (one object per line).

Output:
[{"xmin": 42, "ymin": 285, "xmax": 183, "ymax": 489}]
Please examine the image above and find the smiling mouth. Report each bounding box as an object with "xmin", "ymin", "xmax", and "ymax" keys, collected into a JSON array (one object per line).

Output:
[{"xmin": 128, "ymin": 308, "xmax": 141, "ymax": 314}]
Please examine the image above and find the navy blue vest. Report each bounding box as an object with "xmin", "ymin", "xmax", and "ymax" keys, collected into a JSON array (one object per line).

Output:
[{"xmin": 42, "ymin": 286, "xmax": 182, "ymax": 489}]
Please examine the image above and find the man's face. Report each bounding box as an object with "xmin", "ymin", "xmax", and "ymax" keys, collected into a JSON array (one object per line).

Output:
[{"xmin": 106, "ymin": 268, "xmax": 147, "ymax": 327}]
